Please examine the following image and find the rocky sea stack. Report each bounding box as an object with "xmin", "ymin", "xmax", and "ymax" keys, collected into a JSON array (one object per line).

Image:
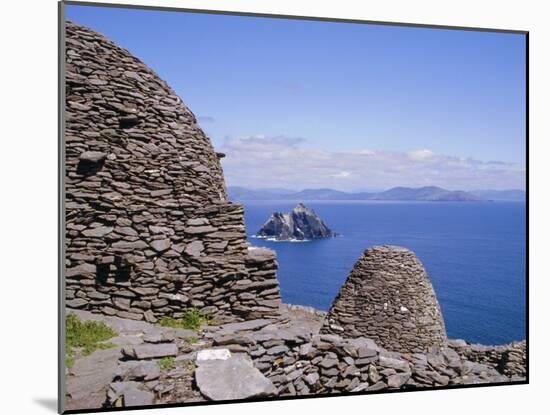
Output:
[{"xmin": 255, "ymin": 203, "xmax": 336, "ymax": 241}]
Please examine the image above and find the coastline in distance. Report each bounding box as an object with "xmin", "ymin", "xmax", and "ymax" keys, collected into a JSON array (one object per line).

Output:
[{"xmin": 229, "ymin": 186, "xmax": 526, "ymax": 202}]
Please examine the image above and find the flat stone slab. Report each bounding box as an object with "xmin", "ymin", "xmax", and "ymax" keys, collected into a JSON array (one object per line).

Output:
[
  {"xmin": 80, "ymin": 151, "xmax": 107, "ymax": 163},
  {"xmin": 378, "ymin": 355, "xmax": 410, "ymax": 371},
  {"xmin": 150, "ymin": 238, "xmax": 171, "ymax": 252},
  {"xmin": 246, "ymin": 247, "xmax": 277, "ymax": 262},
  {"xmin": 108, "ymin": 381, "xmax": 154, "ymax": 407},
  {"xmin": 67, "ymin": 348, "xmax": 121, "ymax": 401},
  {"xmin": 65, "ymin": 331, "xmax": 148, "ymax": 410},
  {"xmin": 185, "ymin": 240, "xmax": 204, "ymax": 257},
  {"xmin": 195, "ymin": 354, "xmax": 276, "ymax": 400},
  {"xmin": 115, "ymin": 360, "xmax": 160, "ymax": 381},
  {"xmin": 125, "ymin": 343, "xmax": 178, "ymax": 360},
  {"xmin": 213, "ymin": 333, "xmax": 257, "ymax": 347},
  {"xmin": 123, "ymin": 388, "xmax": 154, "ymax": 406},
  {"xmin": 82, "ymin": 226, "xmax": 114, "ymax": 237},
  {"xmin": 217, "ymin": 319, "xmax": 273, "ymax": 335}
]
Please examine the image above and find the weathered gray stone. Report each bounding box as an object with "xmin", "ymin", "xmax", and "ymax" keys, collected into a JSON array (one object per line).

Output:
[
  {"xmin": 378, "ymin": 355, "xmax": 410, "ymax": 372},
  {"xmin": 187, "ymin": 218, "xmax": 209, "ymax": 226},
  {"xmin": 111, "ymin": 240, "xmax": 148, "ymax": 251},
  {"xmin": 367, "ymin": 381, "xmax": 387, "ymax": 391},
  {"xmin": 125, "ymin": 343, "xmax": 178, "ymax": 359},
  {"xmin": 304, "ymin": 372, "xmax": 319, "ymax": 386},
  {"xmin": 67, "ymin": 348, "xmax": 121, "ymax": 402},
  {"xmin": 82, "ymin": 226, "xmax": 114, "ymax": 237},
  {"xmin": 150, "ymin": 189, "xmax": 172, "ymax": 197},
  {"xmin": 266, "ymin": 345, "xmax": 289, "ymax": 356},
  {"xmin": 319, "ymin": 357, "xmax": 339, "ymax": 369},
  {"xmin": 116, "ymin": 227, "xmax": 138, "ymax": 236},
  {"xmin": 185, "ymin": 225, "xmax": 217, "ymax": 234},
  {"xmin": 357, "ymin": 347, "xmax": 378, "ymax": 358},
  {"xmin": 351, "ymin": 382, "xmax": 370, "ymax": 392},
  {"xmin": 213, "ymin": 333, "xmax": 256, "ymax": 347},
  {"xmin": 387, "ymin": 373, "xmax": 411, "ymax": 388},
  {"xmin": 143, "ymin": 310, "xmax": 157, "ymax": 324},
  {"xmin": 195, "ymin": 354, "xmax": 276, "ymax": 400},
  {"xmin": 108, "ymin": 382, "xmax": 154, "ymax": 406},
  {"xmin": 66, "ymin": 298, "xmax": 88, "ymax": 308},
  {"xmin": 66, "ymin": 263, "xmax": 96, "ymax": 277},
  {"xmin": 115, "ymin": 361, "xmax": 160, "ymax": 381},
  {"xmin": 80, "ymin": 151, "xmax": 107, "ymax": 163},
  {"xmin": 88, "ymin": 78, "xmax": 108, "ymax": 86},
  {"xmin": 150, "ymin": 239, "xmax": 171, "ymax": 252},
  {"xmin": 218, "ymin": 319, "xmax": 273, "ymax": 334},
  {"xmin": 184, "ymin": 240, "xmax": 204, "ymax": 257}
]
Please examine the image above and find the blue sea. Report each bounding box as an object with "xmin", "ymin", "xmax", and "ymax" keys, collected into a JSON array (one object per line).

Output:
[{"xmin": 242, "ymin": 201, "xmax": 526, "ymax": 345}]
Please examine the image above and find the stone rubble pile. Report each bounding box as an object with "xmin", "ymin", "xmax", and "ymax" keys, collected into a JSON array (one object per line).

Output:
[
  {"xmin": 198, "ymin": 315, "xmax": 524, "ymax": 399},
  {"xmin": 104, "ymin": 321, "xmax": 205, "ymax": 407},
  {"xmin": 448, "ymin": 339, "xmax": 527, "ymax": 378}
]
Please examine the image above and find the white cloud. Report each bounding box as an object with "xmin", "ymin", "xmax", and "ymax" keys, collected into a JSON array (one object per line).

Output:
[
  {"xmin": 330, "ymin": 171, "xmax": 352, "ymax": 179},
  {"xmin": 218, "ymin": 135, "xmax": 525, "ymax": 191},
  {"xmin": 408, "ymin": 149, "xmax": 434, "ymax": 160},
  {"xmin": 358, "ymin": 149, "xmax": 375, "ymax": 155}
]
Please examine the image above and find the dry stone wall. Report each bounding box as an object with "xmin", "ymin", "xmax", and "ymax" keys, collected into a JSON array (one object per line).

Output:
[
  {"xmin": 64, "ymin": 21, "xmax": 281, "ymax": 323},
  {"xmin": 321, "ymin": 245, "xmax": 447, "ymax": 353},
  {"xmin": 448, "ymin": 339, "xmax": 527, "ymax": 377},
  {"xmin": 200, "ymin": 314, "xmax": 523, "ymax": 399}
]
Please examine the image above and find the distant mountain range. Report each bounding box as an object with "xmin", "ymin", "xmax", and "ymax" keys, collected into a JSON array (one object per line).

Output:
[{"xmin": 228, "ymin": 186, "xmax": 526, "ymax": 202}]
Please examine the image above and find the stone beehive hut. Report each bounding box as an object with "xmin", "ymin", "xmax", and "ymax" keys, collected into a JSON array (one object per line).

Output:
[
  {"xmin": 321, "ymin": 246, "xmax": 447, "ymax": 353},
  {"xmin": 64, "ymin": 21, "xmax": 281, "ymax": 323}
]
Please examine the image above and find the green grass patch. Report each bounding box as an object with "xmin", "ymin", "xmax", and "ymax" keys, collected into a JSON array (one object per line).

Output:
[
  {"xmin": 182, "ymin": 360, "xmax": 197, "ymax": 371},
  {"xmin": 159, "ymin": 356, "xmax": 175, "ymax": 370},
  {"xmin": 185, "ymin": 336, "xmax": 198, "ymax": 344},
  {"xmin": 65, "ymin": 312, "xmax": 117, "ymax": 368},
  {"xmin": 158, "ymin": 309, "xmax": 214, "ymax": 331},
  {"xmin": 65, "ymin": 354, "xmax": 75, "ymax": 369}
]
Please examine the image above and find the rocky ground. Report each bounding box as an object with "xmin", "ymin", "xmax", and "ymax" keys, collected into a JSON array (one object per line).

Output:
[{"xmin": 65, "ymin": 305, "xmax": 525, "ymax": 411}]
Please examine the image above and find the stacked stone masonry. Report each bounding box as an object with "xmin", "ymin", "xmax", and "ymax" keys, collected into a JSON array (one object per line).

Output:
[
  {"xmin": 64, "ymin": 21, "xmax": 281, "ymax": 323},
  {"xmin": 448, "ymin": 339, "xmax": 527, "ymax": 377},
  {"xmin": 321, "ymin": 246, "xmax": 448, "ymax": 353},
  {"xmin": 222, "ymin": 328, "xmax": 526, "ymax": 396}
]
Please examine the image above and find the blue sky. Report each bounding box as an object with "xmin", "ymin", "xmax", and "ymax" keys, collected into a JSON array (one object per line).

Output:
[{"xmin": 66, "ymin": 5, "xmax": 526, "ymax": 191}]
